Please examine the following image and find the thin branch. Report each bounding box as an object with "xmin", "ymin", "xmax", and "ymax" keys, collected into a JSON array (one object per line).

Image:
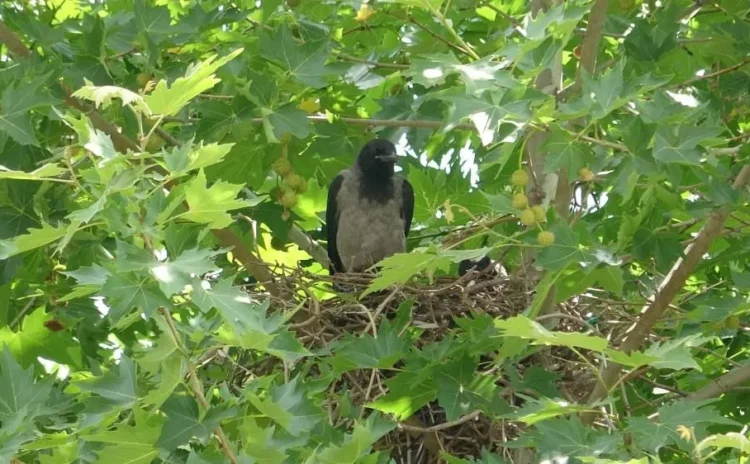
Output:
[
  {"xmin": 160, "ymin": 309, "xmax": 238, "ymax": 464},
  {"xmin": 583, "ymin": 164, "xmax": 750, "ymax": 423},
  {"xmin": 250, "ymin": 115, "xmax": 475, "ymax": 131},
  {"xmin": 334, "ymin": 51, "xmax": 409, "ymax": 69},
  {"xmin": 399, "ymin": 410, "xmax": 481, "ymax": 433},
  {"xmin": 679, "ymin": 58, "xmax": 750, "ymax": 87}
]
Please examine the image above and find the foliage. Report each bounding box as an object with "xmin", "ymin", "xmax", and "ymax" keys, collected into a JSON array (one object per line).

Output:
[{"xmin": 0, "ymin": 0, "xmax": 749, "ymax": 462}]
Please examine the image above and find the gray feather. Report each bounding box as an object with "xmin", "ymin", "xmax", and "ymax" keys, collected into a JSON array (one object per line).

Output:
[{"xmin": 334, "ymin": 166, "xmax": 406, "ymax": 272}]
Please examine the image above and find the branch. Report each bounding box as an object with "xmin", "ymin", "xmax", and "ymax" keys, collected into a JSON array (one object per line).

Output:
[
  {"xmin": 399, "ymin": 410, "xmax": 481, "ymax": 433},
  {"xmin": 160, "ymin": 309, "xmax": 238, "ymax": 464},
  {"xmin": 0, "ymin": 19, "xmax": 280, "ymax": 297},
  {"xmin": 573, "ymin": 0, "xmax": 608, "ymax": 93},
  {"xmin": 583, "ymin": 164, "xmax": 750, "ymax": 422},
  {"xmin": 687, "ymin": 363, "xmax": 750, "ymax": 401},
  {"xmin": 250, "ymin": 115, "xmax": 476, "ymax": 131},
  {"xmin": 678, "ymin": 58, "xmax": 750, "ymax": 87},
  {"xmin": 288, "ymin": 224, "xmax": 329, "ymax": 267}
]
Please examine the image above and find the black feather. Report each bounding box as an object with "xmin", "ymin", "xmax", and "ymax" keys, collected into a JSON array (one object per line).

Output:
[
  {"xmin": 326, "ymin": 173, "xmax": 345, "ymax": 274},
  {"xmin": 458, "ymin": 256, "xmax": 492, "ymax": 277},
  {"xmin": 402, "ymin": 179, "xmax": 414, "ymax": 238}
]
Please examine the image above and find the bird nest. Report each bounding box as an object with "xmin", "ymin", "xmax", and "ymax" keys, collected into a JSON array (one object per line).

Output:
[{"xmin": 233, "ymin": 267, "xmax": 625, "ymax": 463}]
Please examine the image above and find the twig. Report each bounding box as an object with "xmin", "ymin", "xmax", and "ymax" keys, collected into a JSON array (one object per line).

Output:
[
  {"xmin": 679, "ymin": 58, "xmax": 750, "ymax": 87},
  {"xmin": 249, "ymin": 115, "xmax": 475, "ymax": 131},
  {"xmin": 10, "ymin": 296, "xmax": 38, "ymax": 329},
  {"xmin": 399, "ymin": 410, "xmax": 481, "ymax": 433},
  {"xmin": 367, "ymin": 287, "xmax": 401, "ymax": 334},
  {"xmin": 160, "ymin": 309, "xmax": 238, "ymax": 464}
]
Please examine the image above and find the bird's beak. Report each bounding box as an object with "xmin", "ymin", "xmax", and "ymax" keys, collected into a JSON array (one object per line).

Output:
[{"xmin": 376, "ymin": 154, "xmax": 398, "ymax": 163}]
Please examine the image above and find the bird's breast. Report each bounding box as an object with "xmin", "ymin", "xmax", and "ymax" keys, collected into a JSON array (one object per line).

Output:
[{"xmin": 335, "ymin": 178, "xmax": 405, "ymax": 272}]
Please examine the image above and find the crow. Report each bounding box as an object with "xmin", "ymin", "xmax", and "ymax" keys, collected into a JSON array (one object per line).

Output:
[{"xmin": 326, "ymin": 138, "xmax": 415, "ymax": 274}]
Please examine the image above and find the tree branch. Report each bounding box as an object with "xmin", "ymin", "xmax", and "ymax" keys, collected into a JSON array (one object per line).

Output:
[
  {"xmin": 687, "ymin": 363, "xmax": 750, "ymax": 401},
  {"xmin": 583, "ymin": 164, "xmax": 750, "ymax": 422},
  {"xmin": 678, "ymin": 58, "xmax": 750, "ymax": 87},
  {"xmin": 251, "ymin": 115, "xmax": 475, "ymax": 131},
  {"xmin": 574, "ymin": 0, "xmax": 608, "ymax": 93},
  {"xmin": 399, "ymin": 410, "xmax": 481, "ymax": 433}
]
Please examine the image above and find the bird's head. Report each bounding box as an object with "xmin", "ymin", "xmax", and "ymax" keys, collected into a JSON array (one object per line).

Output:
[{"xmin": 356, "ymin": 138, "xmax": 398, "ymax": 177}]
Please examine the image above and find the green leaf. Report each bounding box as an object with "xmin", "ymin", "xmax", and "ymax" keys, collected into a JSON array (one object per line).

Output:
[
  {"xmin": 653, "ymin": 125, "xmax": 723, "ymax": 165},
  {"xmin": 696, "ymin": 431, "xmax": 750, "ymax": 454},
  {"xmin": 408, "ymin": 53, "xmax": 519, "ymax": 94},
  {"xmin": 0, "ymin": 163, "xmax": 67, "ymax": 182},
  {"xmin": 643, "ymin": 337, "xmax": 701, "ymax": 371},
  {"xmin": 434, "ymin": 355, "xmax": 509, "ymax": 420},
  {"xmin": 100, "ymin": 272, "xmax": 172, "ymax": 323},
  {"xmin": 182, "ymin": 169, "xmax": 253, "ymax": 229},
  {"xmin": 539, "ymin": 127, "xmax": 595, "ymax": 180},
  {"xmin": 535, "ymin": 221, "xmax": 588, "ymax": 271},
  {"xmin": 594, "ymin": 266, "xmax": 624, "ymax": 296},
  {"xmin": 191, "ymin": 278, "xmax": 275, "ymax": 335},
  {"xmin": 163, "ymin": 140, "xmax": 235, "ymax": 175},
  {"xmin": 0, "ymin": 222, "xmax": 69, "ymax": 260},
  {"xmin": 509, "ymin": 397, "xmax": 591, "ymax": 425},
  {"xmin": 260, "ymin": 24, "xmax": 336, "ymax": 88},
  {"xmin": 0, "ymin": 80, "xmax": 58, "ymax": 145},
  {"xmin": 85, "ymin": 408, "xmax": 164, "ymax": 464},
  {"xmin": 245, "ymin": 376, "xmax": 325, "ymax": 437},
  {"xmin": 367, "ymin": 370, "xmax": 437, "ymax": 421},
  {"xmin": 84, "ymin": 128, "xmax": 119, "ymax": 164},
  {"xmin": 314, "ymin": 416, "xmax": 396, "ymax": 464},
  {"xmin": 495, "ymin": 315, "xmax": 608, "ymax": 352},
  {"xmin": 75, "ymin": 356, "xmax": 138, "ymax": 408},
  {"xmin": 530, "ymin": 416, "xmax": 621, "ymax": 460},
  {"xmin": 149, "ymin": 247, "xmax": 220, "ymax": 296},
  {"xmin": 329, "ymin": 320, "xmax": 410, "ymax": 372},
  {"xmin": 144, "ymin": 48, "xmax": 244, "ymax": 116},
  {"xmin": 0, "ymin": 345, "xmax": 54, "ymax": 421},
  {"xmin": 261, "ymin": 104, "xmax": 312, "ymax": 143},
  {"xmin": 156, "ymin": 395, "xmax": 231, "ymax": 450},
  {"xmin": 0, "ymin": 307, "xmax": 83, "ymax": 368}
]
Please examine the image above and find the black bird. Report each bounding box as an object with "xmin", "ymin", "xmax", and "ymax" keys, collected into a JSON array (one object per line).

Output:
[
  {"xmin": 326, "ymin": 139, "xmax": 415, "ymax": 274},
  {"xmin": 458, "ymin": 256, "xmax": 492, "ymax": 277}
]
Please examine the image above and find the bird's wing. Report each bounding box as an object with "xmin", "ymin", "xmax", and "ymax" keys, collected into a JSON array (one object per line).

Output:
[
  {"xmin": 401, "ymin": 178, "xmax": 415, "ymax": 238},
  {"xmin": 326, "ymin": 173, "xmax": 345, "ymax": 273}
]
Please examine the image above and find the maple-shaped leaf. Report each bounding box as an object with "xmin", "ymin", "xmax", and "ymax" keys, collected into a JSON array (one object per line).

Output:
[
  {"xmin": 408, "ymin": 53, "xmax": 519, "ymax": 94},
  {"xmin": 100, "ymin": 272, "xmax": 172, "ymax": 323},
  {"xmin": 182, "ymin": 169, "xmax": 253, "ymax": 229},
  {"xmin": 156, "ymin": 394, "xmax": 234, "ymax": 450},
  {"xmin": 434, "ymin": 355, "xmax": 510, "ymax": 421},
  {"xmin": 0, "ymin": 222, "xmax": 69, "ymax": 260},
  {"xmin": 149, "ymin": 247, "xmax": 221, "ymax": 296},
  {"xmin": 642, "ymin": 336, "xmax": 702, "ymax": 371},
  {"xmin": 328, "ymin": 320, "xmax": 410, "ymax": 372},
  {"xmin": 0, "ymin": 307, "xmax": 83, "ymax": 368},
  {"xmin": 163, "ymin": 140, "xmax": 235, "ymax": 175},
  {"xmin": 314, "ymin": 415, "xmax": 396, "ymax": 464},
  {"xmin": 530, "ymin": 416, "xmax": 622, "ymax": 460},
  {"xmin": 652, "ymin": 125, "xmax": 724, "ymax": 165},
  {"xmin": 0, "ymin": 345, "xmax": 54, "ymax": 422},
  {"xmin": 245, "ymin": 376, "xmax": 325, "ymax": 437},
  {"xmin": 85, "ymin": 407, "xmax": 164, "ymax": 464},
  {"xmin": 696, "ymin": 431, "xmax": 750, "ymax": 455},
  {"xmin": 0, "ymin": 163, "xmax": 66, "ymax": 181},
  {"xmin": 0, "ymin": 79, "xmax": 59, "ymax": 145},
  {"xmin": 191, "ymin": 278, "xmax": 276, "ymax": 335},
  {"xmin": 534, "ymin": 221, "xmax": 589, "ymax": 271},
  {"xmin": 75, "ymin": 355, "xmax": 139, "ymax": 408},
  {"xmin": 144, "ymin": 48, "xmax": 243, "ymax": 116},
  {"xmin": 508, "ymin": 397, "xmax": 591, "ymax": 425},
  {"xmin": 367, "ymin": 369, "xmax": 437, "ymax": 421},
  {"xmin": 539, "ymin": 127, "xmax": 595, "ymax": 180},
  {"xmin": 523, "ymin": 2, "xmax": 589, "ymax": 40},
  {"xmin": 71, "ymin": 80, "xmax": 151, "ymax": 115},
  {"xmin": 84, "ymin": 127, "xmax": 119, "ymax": 165},
  {"xmin": 259, "ymin": 24, "xmax": 336, "ymax": 88},
  {"xmin": 260, "ymin": 104, "xmax": 312, "ymax": 143},
  {"xmin": 363, "ymin": 247, "xmax": 489, "ymax": 296},
  {"xmin": 494, "ymin": 315, "xmax": 609, "ymax": 353}
]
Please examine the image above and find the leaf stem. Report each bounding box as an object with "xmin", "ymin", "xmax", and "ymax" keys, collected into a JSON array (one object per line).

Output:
[
  {"xmin": 160, "ymin": 309, "xmax": 239, "ymax": 464},
  {"xmin": 422, "ymin": 0, "xmax": 480, "ymax": 60}
]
